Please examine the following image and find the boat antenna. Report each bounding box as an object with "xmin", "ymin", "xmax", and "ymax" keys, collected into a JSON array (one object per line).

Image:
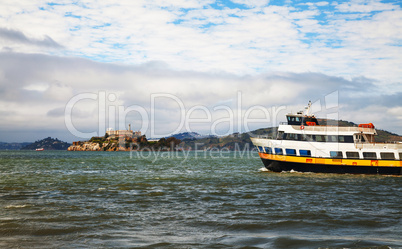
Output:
[{"xmin": 305, "ymin": 100, "xmax": 312, "ymax": 116}]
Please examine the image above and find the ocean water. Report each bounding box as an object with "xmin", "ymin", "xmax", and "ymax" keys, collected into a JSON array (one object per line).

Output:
[{"xmin": 0, "ymin": 150, "xmax": 401, "ymax": 249}]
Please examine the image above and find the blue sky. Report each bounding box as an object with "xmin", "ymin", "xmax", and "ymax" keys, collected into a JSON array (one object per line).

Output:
[
  {"xmin": 0, "ymin": 0, "xmax": 401, "ymax": 142},
  {"xmin": 2, "ymin": 0, "xmax": 399, "ymax": 78}
]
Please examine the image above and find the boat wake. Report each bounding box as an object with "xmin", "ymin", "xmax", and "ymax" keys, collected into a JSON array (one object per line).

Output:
[{"xmin": 5, "ymin": 204, "xmax": 29, "ymax": 209}]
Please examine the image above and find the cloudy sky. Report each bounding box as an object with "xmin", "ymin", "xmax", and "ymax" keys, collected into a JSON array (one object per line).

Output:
[{"xmin": 0, "ymin": 0, "xmax": 401, "ymax": 142}]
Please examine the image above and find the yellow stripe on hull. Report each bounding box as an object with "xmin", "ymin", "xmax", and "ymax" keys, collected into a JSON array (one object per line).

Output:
[{"xmin": 258, "ymin": 153, "xmax": 402, "ymax": 168}]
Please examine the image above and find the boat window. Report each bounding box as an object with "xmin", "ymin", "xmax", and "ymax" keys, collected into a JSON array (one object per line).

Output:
[
  {"xmin": 330, "ymin": 151, "xmax": 343, "ymax": 158},
  {"xmin": 400, "ymin": 153, "xmax": 402, "ymax": 160},
  {"xmin": 345, "ymin": 136, "xmax": 354, "ymax": 143},
  {"xmin": 299, "ymin": 149, "xmax": 311, "ymax": 156},
  {"xmin": 279, "ymin": 134, "xmax": 354, "ymax": 143},
  {"xmin": 277, "ymin": 131, "xmax": 284, "ymax": 140},
  {"xmin": 287, "ymin": 115, "xmax": 303, "ymax": 125},
  {"xmin": 328, "ymin": 136, "xmax": 338, "ymax": 142},
  {"xmin": 274, "ymin": 148, "xmax": 283, "ymax": 155},
  {"xmin": 339, "ymin": 136, "xmax": 354, "ymax": 143},
  {"xmin": 346, "ymin": 152, "xmax": 360, "ymax": 159},
  {"xmin": 257, "ymin": 146, "xmax": 263, "ymax": 153},
  {"xmin": 315, "ymin": 135, "xmax": 326, "ymax": 142},
  {"xmin": 286, "ymin": 133, "xmax": 306, "ymax": 141},
  {"xmin": 264, "ymin": 147, "xmax": 272, "ymax": 154},
  {"xmin": 285, "ymin": 148, "xmax": 296, "ymax": 156},
  {"xmin": 380, "ymin": 152, "xmax": 395, "ymax": 160},
  {"xmin": 355, "ymin": 135, "xmax": 366, "ymax": 143},
  {"xmin": 286, "ymin": 133, "xmax": 296, "ymax": 141},
  {"xmin": 363, "ymin": 152, "xmax": 377, "ymax": 159},
  {"xmin": 355, "ymin": 135, "xmax": 360, "ymax": 143}
]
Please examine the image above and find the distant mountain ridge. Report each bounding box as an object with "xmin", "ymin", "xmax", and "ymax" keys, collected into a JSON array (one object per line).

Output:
[
  {"xmin": 170, "ymin": 132, "xmax": 216, "ymax": 140},
  {"xmin": 0, "ymin": 142, "xmax": 31, "ymax": 150}
]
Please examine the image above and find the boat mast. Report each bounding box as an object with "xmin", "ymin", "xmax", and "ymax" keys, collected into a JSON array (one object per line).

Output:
[{"xmin": 305, "ymin": 100, "xmax": 312, "ymax": 116}]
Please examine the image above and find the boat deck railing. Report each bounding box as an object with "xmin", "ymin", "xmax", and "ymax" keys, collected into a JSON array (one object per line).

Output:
[
  {"xmin": 255, "ymin": 135, "xmax": 274, "ymax": 139},
  {"xmin": 289, "ymin": 125, "xmax": 376, "ymax": 134},
  {"xmin": 355, "ymin": 142, "xmax": 402, "ymax": 150}
]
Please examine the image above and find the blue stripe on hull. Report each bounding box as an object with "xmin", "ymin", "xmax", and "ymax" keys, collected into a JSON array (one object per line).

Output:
[{"xmin": 261, "ymin": 158, "xmax": 402, "ymax": 175}]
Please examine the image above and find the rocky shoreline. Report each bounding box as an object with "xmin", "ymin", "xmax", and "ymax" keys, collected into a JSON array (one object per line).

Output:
[
  {"xmin": 67, "ymin": 141, "xmax": 126, "ymax": 151},
  {"xmin": 67, "ymin": 135, "xmax": 181, "ymax": 151}
]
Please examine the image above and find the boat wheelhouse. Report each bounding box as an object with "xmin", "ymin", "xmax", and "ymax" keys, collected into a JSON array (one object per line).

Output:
[{"xmin": 251, "ymin": 101, "xmax": 402, "ymax": 175}]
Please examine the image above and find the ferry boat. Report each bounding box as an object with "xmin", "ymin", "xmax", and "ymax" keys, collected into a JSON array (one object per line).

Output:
[{"xmin": 251, "ymin": 101, "xmax": 402, "ymax": 175}]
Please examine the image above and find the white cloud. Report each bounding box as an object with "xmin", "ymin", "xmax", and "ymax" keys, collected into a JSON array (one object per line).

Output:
[
  {"xmin": 387, "ymin": 107, "xmax": 402, "ymax": 120},
  {"xmin": 335, "ymin": 0, "xmax": 397, "ymax": 12},
  {"xmin": 23, "ymin": 82, "xmax": 49, "ymax": 92},
  {"xmin": 44, "ymin": 82, "xmax": 74, "ymax": 101},
  {"xmin": 1, "ymin": 0, "xmax": 402, "ymax": 142},
  {"xmin": 230, "ymin": 0, "xmax": 270, "ymax": 8},
  {"xmin": 0, "ymin": 0, "xmax": 401, "ymax": 84}
]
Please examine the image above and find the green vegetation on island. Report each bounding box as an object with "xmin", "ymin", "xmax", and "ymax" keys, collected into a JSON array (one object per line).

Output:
[
  {"xmin": 20, "ymin": 137, "xmax": 71, "ymax": 150},
  {"xmin": 68, "ymin": 133, "xmax": 182, "ymax": 151}
]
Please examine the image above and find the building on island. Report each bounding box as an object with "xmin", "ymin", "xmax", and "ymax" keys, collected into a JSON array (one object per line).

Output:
[{"xmin": 106, "ymin": 124, "xmax": 141, "ymax": 138}]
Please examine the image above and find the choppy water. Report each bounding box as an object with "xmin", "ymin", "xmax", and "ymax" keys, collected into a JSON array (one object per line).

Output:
[{"xmin": 0, "ymin": 150, "xmax": 401, "ymax": 248}]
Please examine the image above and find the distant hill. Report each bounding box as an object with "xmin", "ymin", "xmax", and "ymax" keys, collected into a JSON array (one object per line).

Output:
[
  {"xmin": 180, "ymin": 132, "xmax": 251, "ymax": 150},
  {"xmin": 0, "ymin": 142, "xmax": 31, "ymax": 150},
  {"xmin": 170, "ymin": 132, "xmax": 200, "ymax": 140},
  {"xmin": 21, "ymin": 137, "xmax": 71, "ymax": 150},
  {"xmin": 170, "ymin": 132, "xmax": 217, "ymax": 140}
]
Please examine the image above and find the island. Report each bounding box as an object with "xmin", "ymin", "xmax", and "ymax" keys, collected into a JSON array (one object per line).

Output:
[
  {"xmin": 20, "ymin": 137, "xmax": 71, "ymax": 150},
  {"xmin": 68, "ymin": 127, "xmax": 181, "ymax": 151}
]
